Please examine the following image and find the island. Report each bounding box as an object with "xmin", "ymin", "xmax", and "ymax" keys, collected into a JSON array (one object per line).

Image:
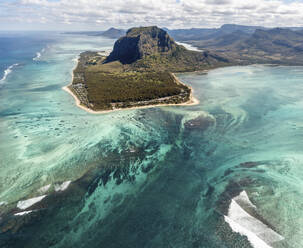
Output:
[{"xmin": 64, "ymin": 26, "xmax": 230, "ymax": 113}]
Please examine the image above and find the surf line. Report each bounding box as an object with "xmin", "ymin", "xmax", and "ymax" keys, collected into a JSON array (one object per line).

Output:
[
  {"xmin": 33, "ymin": 48, "xmax": 46, "ymax": 61},
  {"xmin": 0, "ymin": 63, "xmax": 19, "ymax": 82}
]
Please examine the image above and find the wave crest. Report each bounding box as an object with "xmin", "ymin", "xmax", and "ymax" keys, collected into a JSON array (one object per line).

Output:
[
  {"xmin": 33, "ymin": 52, "xmax": 41, "ymax": 61},
  {"xmin": 0, "ymin": 63, "xmax": 19, "ymax": 83},
  {"xmin": 33, "ymin": 48, "xmax": 45, "ymax": 61}
]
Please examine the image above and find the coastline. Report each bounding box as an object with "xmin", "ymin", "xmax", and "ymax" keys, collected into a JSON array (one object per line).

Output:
[{"xmin": 62, "ymin": 63, "xmax": 200, "ymax": 115}]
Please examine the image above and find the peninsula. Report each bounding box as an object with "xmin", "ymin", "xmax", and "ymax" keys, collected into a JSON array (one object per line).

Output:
[{"xmin": 64, "ymin": 26, "xmax": 230, "ymax": 113}]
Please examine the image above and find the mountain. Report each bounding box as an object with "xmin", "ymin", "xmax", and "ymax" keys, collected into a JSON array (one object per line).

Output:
[
  {"xmin": 63, "ymin": 28, "xmax": 125, "ymax": 39},
  {"xmin": 106, "ymin": 26, "xmax": 229, "ymax": 71},
  {"xmin": 220, "ymin": 24, "xmax": 265, "ymax": 34},
  {"xmin": 106, "ymin": 26, "xmax": 177, "ymax": 64},
  {"xmin": 64, "ymin": 24, "xmax": 303, "ymax": 43},
  {"xmin": 107, "ymin": 27, "xmax": 178, "ymax": 64},
  {"xmin": 167, "ymin": 28, "xmax": 217, "ymax": 42},
  {"xmin": 166, "ymin": 24, "xmax": 267, "ymax": 42},
  {"xmin": 243, "ymin": 28, "xmax": 303, "ymax": 53},
  {"xmin": 166, "ymin": 24, "xmax": 303, "ymax": 45},
  {"xmin": 101, "ymin": 28, "xmax": 126, "ymax": 39},
  {"xmin": 191, "ymin": 28, "xmax": 303, "ymax": 65},
  {"xmin": 190, "ymin": 30, "xmax": 250, "ymax": 49}
]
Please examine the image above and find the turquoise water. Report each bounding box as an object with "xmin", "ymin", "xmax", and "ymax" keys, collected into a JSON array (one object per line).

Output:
[{"xmin": 1, "ymin": 33, "xmax": 303, "ymax": 247}]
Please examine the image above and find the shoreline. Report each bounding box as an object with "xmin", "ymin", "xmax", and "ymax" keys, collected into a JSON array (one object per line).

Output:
[
  {"xmin": 63, "ymin": 82, "xmax": 199, "ymax": 115},
  {"xmin": 62, "ymin": 62, "xmax": 200, "ymax": 115}
]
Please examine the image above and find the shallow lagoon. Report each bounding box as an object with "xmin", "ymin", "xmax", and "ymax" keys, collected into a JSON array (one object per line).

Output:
[{"xmin": 0, "ymin": 33, "xmax": 303, "ymax": 247}]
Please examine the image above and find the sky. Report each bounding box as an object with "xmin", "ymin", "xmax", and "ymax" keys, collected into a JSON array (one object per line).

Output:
[{"xmin": 1, "ymin": 0, "xmax": 303, "ymax": 31}]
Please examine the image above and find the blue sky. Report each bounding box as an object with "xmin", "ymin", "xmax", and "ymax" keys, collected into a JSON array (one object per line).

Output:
[{"xmin": 1, "ymin": 0, "xmax": 303, "ymax": 31}]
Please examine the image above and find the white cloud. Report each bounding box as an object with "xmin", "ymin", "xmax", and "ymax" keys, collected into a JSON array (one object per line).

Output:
[{"xmin": 1, "ymin": 0, "xmax": 303, "ymax": 30}]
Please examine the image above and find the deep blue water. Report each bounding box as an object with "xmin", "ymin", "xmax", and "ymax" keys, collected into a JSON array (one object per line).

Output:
[{"xmin": 0, "ymin": 32, "xmax": 53, "ymax": 80}]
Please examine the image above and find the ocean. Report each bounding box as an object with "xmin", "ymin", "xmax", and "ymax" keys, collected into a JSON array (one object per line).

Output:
[{"xmin": 0, "ymin": 31, "xmax": 303, "ymax": 248}]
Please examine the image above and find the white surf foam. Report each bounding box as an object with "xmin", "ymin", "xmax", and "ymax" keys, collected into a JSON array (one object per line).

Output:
[
  {"xmin": 38, "ymin": 184, "xmax": 51, "ymax": 193},
  {"xmin": 33, "ymin": 47, "xmax": 46, "ymax": 61},
  {"xmin": 0, "ymin": 63, "xmax": 18, "ymax": 82},
  {"xmin": 97, "ymin": 50, "xmax": 111, "ymax": 56},
  {"xmin": 176, "ymin": 42, "xmax": 202, "ymax": 52},
  {"xmin": 33, "ymin": 52, "xmax": 41, "ymax": 61},
  {"xmin": 0, "ymin": 201, "xmax": 7, "ymax": 206},
  {"xmin": 55, "ymin": 181, "xmax": 71, "ymax": 192},
  {"xmin": 224, "ymin": 191, "xmax": 284, "ymax": 248},
  {"xmin": 14, "ymin": 210, "xmax": 33, "ymax": 216},
  {"xmin": 17, "ymin": 195, "xmax": 46, "ymax": 210}
]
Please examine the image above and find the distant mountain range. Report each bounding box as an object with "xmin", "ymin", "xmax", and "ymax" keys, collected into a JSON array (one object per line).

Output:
[
  {"xmin": 165, "ymin": 24, "xmax": 265, "ymax": 42},
  {"xmin": 65, "ymin": 24, "xmax": 303, "ymax": 65},
  {"xmin": 166, "ymin": 24, "xmax": 303, "ymax": 42},
  {"xmin": 182, "ymin": 27, "xmax": 303, "ymax": 65},
  {"xmin": 65, "ymin": 24, "xmax": 269, "ymax": 40}
]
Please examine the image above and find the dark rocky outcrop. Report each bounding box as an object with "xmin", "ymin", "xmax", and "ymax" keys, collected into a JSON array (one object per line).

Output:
[{"xmin": 106, "ymin": 26, "xmax": 178, "ymax": 64}]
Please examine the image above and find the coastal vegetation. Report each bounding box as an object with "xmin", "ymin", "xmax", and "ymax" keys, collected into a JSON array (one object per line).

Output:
[{"xmin": 85, "ymin": 70, "xmax": 190, "ymax": 110}]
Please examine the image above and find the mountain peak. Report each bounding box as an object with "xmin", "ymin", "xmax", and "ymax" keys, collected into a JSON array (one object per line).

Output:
[
  {"xmin": 106, "ymin": 26, "xmax": 178, "ymax": 64},
  {"xmin": 102, "ymin": 27, "xmax": 125, "ymax": 39},
  {"xmin": 126, "ymin": 26, "xmax": 164, "ymax": 36},
  {"xmin": 107, "ymin": 27, "xmax": 119, "ymax": 31}
]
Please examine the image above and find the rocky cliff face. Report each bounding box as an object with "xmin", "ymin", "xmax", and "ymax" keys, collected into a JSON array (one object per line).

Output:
[{"xmin": 106, "ymin": 26, "xmax": 178, "ymax": 64}]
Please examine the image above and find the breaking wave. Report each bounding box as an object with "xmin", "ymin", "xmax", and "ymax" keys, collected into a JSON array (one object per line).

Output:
[
  {"xmin": 17, "ymin": 195, "xmax": 46, "ymax": 210},
  {"xmin": 33, "ymin": 48, "xmax": 45, "ymax": 61},
  {"xmin": 33, "ymin": 52, "xmax": 41, "ymax": 61},
  {"xmin": 14, "ymin": 210, "xmax": 33, "ymax": 216},
  {"xmin": 0, "ymin": 63, "xmax": 19, "ymax": 83},
  {"xmin": 54, "ymin": 181, "xmax": 71, "ymax": 192}
]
